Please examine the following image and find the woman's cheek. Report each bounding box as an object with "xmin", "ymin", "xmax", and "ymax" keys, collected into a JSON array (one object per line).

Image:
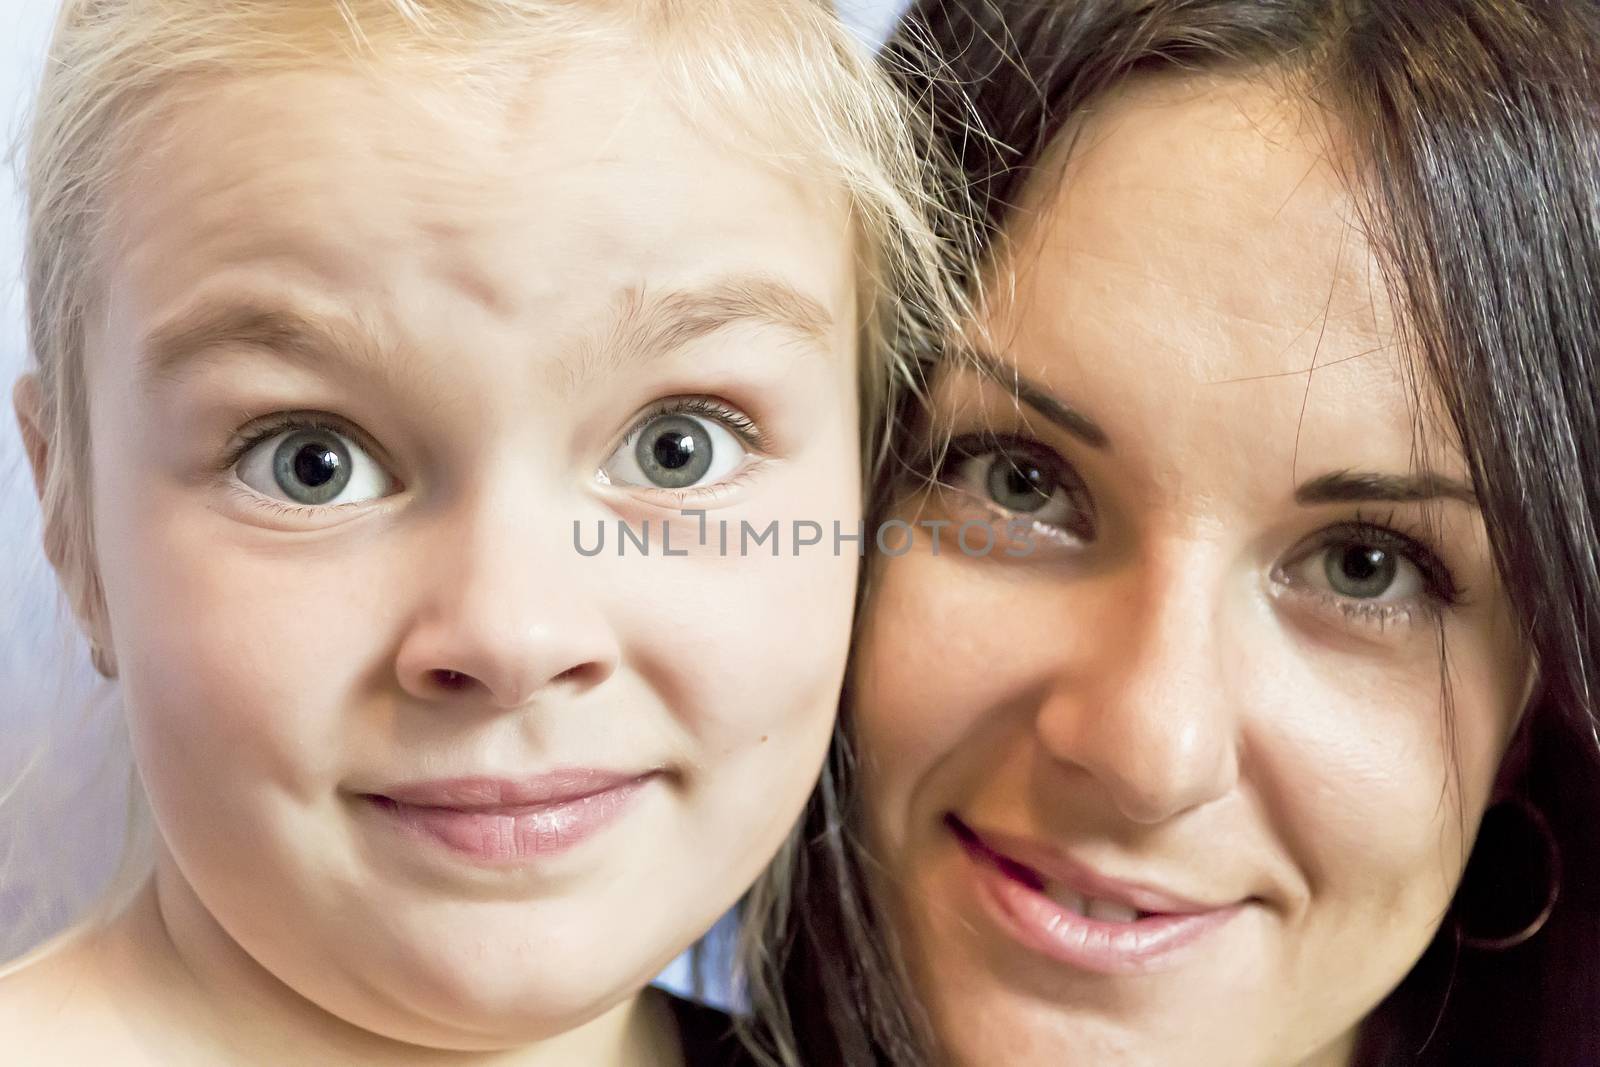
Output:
[
  {"xmin": 1242, "ymin": 647, "xmax": 1480, "ymax": 921},
  {"xmin": 853, "ymin": 552, "xmax": 1005, "ymax": 847}
]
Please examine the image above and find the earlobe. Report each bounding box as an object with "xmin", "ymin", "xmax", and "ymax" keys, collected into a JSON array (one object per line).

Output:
[
  {"xmin": 90, "ymin": 641, "xmax": 119, "ymax": 680},
  {"xmin": 12, "ymin": 372, "xmax": 50, "ymax": 505}
]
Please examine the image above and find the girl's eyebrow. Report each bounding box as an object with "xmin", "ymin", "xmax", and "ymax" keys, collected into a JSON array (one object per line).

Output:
[
  {"xmin": 136, "ymin": 273, "xmax": 836, "ymax": 394},
  {"xmin": 571, "ymin": 274, "xmax": 836, "ymax": 388},
  {"xmin": 138, "ymin": 299, "xmax": 390, "ymax": 394}
]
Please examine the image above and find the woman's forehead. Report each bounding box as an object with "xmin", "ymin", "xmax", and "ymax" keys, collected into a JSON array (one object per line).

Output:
[
  {"xmin": 1006, "ymin": 75, "xmax": 1382, "ymax": 355},
  {"xmin": 974, "ymin": 74, "xmax": 1468, "ymax": 500}
]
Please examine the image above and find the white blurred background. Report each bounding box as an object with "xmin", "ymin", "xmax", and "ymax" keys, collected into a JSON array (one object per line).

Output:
[{"xmin": 0, "ymin": 0, "xmax": 910, "ymax": 983}]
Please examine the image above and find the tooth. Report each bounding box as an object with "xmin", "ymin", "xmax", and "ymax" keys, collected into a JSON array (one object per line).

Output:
[
  {"xmin": 1085, "ymin": 898, "xmax": 1139, "ymax": 924},
  {"xmin": 1045, "ymin": 883, "xmax": 1089, "ymax": 916}
]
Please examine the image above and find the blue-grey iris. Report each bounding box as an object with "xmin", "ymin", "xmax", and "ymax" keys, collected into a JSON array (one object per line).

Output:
[
  {"xmin": 987, "ymin": 452, "xmax": 1055, "ymax": 512},
  {"xmin": 636, "ymin": 414, "xmax": 712, "ymax": 489},
  {"xmin": 1326, "ymin": 543, "xmax": 1395, "ymax": 599},
  {"xmin": 273, "ymin": 429, "xmax": 351, "ymax": 505}
]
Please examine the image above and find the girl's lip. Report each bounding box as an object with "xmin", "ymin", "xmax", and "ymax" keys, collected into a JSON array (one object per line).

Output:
[
  {"xmin": 361, "ymin": 771, "xmax": 659, "ymax": 866},
  {"xmin": 947, "ymin": 813, "xmax": 1246, "ymax": 976},
  {"xmin": 373, "ymin": 769, "xmax": 652, "ymax": 809}
]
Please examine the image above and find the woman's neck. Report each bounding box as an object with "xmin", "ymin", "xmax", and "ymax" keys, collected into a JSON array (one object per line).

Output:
[{"xmin": 1298, "ymin": 1029, "xmax": 1358, "ymax": 1067}]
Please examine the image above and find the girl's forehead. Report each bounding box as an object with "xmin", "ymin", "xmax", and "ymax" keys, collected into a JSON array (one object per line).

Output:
[{"xmin": 99, "ymin": 55, "xmax": 855, "ymax": 361}]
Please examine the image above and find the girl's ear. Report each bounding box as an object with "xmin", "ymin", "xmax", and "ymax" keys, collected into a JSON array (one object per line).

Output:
[
  {"xmin": 13, "ymin": 371, "xmax": 117, "ymax": 677},
  {"xmin": 11, "ymin": 371, "xmax": 72, "ymax": 577},
  {"xmin": 13, "ymin": 373, "xmax": 51, "ymax": 514}
]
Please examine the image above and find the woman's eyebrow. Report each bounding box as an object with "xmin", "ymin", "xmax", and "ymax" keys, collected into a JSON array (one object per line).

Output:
[
  {"xmin": 1294, "ymin": 470, "xmax": 1479, "ymax": 506},
  {"xmin": 956, "ymin": 344, "xmax": 1112, "ymax": 451},
  {"xmin": 136, "ymin": 273, "xmax": 835, "ymax": 393}
]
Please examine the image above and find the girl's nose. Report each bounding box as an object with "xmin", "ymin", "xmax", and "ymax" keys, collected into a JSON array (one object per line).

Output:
[{"xmin": 393, "ymin": 500, "xmax": 620, "ymax": 710}]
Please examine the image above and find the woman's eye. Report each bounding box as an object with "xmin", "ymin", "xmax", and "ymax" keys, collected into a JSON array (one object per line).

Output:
[
  {"xmin": 236, "ymin": 425, "xmax": 395, "ymax": 507},
  {"xmin": 602, "ymin": 411, "xmax": 749, "ymax": 491},
  {"xmin": 1286, "ymin": 537, "xmax": 1428, "ymax": 603},
  {"xmin": 945, "ymin": 445, "xmax": 1091, "ymax": 537},
  {"xmin": 982, "ymin": 451, "xmax": 1059, "ymax": 513}
]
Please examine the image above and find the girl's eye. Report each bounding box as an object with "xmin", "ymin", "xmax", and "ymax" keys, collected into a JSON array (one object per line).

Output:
[
  {"xmin": 940, "ymin": 438, "xmax": 1094, "ymax": 540},
  {"xmin": 236, "ymin": 425, "xmax": 395, "ymax": 507},
  {"xmin": 603, "ymin": 410, "xmax": 750, "ymax": 491},
  {"xmin": 1287, "ymin": 537, "xmax": 1426, "ymax": 603}
]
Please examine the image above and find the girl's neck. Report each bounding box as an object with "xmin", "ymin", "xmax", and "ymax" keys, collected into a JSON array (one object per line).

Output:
[{"xmin": 76, "ymin": 867, "xmax": 683, "ymax": 1066}]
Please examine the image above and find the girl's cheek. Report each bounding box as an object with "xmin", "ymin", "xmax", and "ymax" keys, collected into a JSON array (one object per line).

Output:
[
  {"xmin": 623, "ymin": 543, "xmax": 858, "ymax": 737},
  {"xmin": 101, "ymin": 486, "xmax": 387, "ymax": 791}
]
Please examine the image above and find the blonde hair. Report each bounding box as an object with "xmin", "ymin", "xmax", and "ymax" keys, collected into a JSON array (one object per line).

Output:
[
  {"xmin": 23, "ymin": 0, "xmax": 961, "ymax": 645},
  {"xmin": 9, "ymin": 0, "xmax": 970, "ymax": 1044}
]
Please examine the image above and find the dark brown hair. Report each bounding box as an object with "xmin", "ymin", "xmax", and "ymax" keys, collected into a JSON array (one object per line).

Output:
[{"xmin": 743, "ymin": 2, "xmax": 1600, "ymax": 1064}]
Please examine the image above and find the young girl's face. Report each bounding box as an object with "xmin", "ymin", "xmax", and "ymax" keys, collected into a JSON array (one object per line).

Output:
[
  {"xmin": 852, "ymin": 77, "xmax": 1529, "ymax": 1066},
  {"xmin": 79, "ymin": 50, "xmax": 860, "ymax": 1044}
]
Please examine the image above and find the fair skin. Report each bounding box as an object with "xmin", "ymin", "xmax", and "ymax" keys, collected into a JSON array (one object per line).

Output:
[
  {"xmin": 4, "ymin": 44, "xmax": 860, "ymax": 1066},
  {"xmin": 853, "ymin": 75, "xmax": 1530, "ymax": 1066}
]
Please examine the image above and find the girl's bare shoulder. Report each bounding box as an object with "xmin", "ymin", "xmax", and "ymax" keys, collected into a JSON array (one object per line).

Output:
[{"xmin": 0, "ymin": 925, "xmax": 174, "ymax": 1065}]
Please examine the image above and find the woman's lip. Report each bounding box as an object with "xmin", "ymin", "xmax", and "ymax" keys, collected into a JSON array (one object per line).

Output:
[
  {"xmin": 946, "ymin": 813, "xmax": 1221, "ymax": 915},
  {"xmin": 947, "ymin": 813, "xmax": 1245, "ymax": 976},
  {"xmin": 361, "ymin": 771, "xmax": 658, "ymax": 865}
]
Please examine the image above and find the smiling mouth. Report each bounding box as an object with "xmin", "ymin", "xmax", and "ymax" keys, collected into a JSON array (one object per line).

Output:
[
  {"xmin": 947, "ymin": 814, "xmax": 1155, "ymax": 921},
  {"xmin": 944, "ymin": 813, "xmax": 1246, "ymax": 975}
]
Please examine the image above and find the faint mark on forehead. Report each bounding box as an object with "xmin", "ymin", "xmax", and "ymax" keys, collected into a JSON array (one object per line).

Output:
[
  {"xmin": 553, "ymin": 274, "xmax": 837, "ymax": 394},
  {"xmin": 136, "ymin": 272, "xmax": 835, "ymax": 401}
]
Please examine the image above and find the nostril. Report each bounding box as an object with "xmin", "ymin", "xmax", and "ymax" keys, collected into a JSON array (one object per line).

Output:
[
  {"xmin": 430, "ymin": 668, "xmax": 470, "ymax": 691},
  {"xmin": 553, "ymin": 662, "xmax": 604, "ymax": 686}
]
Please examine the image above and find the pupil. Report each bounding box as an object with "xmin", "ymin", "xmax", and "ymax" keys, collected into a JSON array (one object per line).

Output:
[
  {"xmin": 636, "ymin": 415, "xmax": 714, "ymax": 489},
  {"xmin": 1007, "ymin": 465, "xmax": 1042, "ymax": 497},
  {"xmin": 1342, "ymin": 545, "xmax": 1385, "ymax": 582},
  {"xmin": 1327, "ymin": 543, "xmax": 1396, "ymax": 598},
  {"xmin": 293, "ymin": 444, "xmax": 341, "ymax": 488},
  {"xmin": 988, "ymin": 454, "xmax": 1055, "ymax": 512},
  {"xmin": 653, "ymin": 431, "xmax": 697, "ymax": 471},
  {"xmin": 273, "ymin": 429, "xmax": 353, "ymax": 505}
]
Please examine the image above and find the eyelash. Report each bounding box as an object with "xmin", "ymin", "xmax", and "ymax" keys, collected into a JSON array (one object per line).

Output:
[
  {"xmin": 923, "ymin": 428, "xmax": 1466, "ymax": 631},
  {"xmin": 1281, "ymin": 509, "xmax": 1463, "ymax": 629},
  {"xmin": 609, "ymin": 396, "xmax": 771, "ymax": 505},
  {"xmin": 619, "ymin": 396, "xmax": 768, "ymax": 452},
  {"xmin": 924, "ymin": 431, "xmax": 1093, "ymax": 544},
  {"xmin": 215, "ymin": 411, "xmax": 388, "ymax": 521},
  {"xmin": 220, "ymin": 411, "xmax": 363, "ymax": 471},
  {"xmin": 219, "ymin": 396, "xmax": 769, "ymax": 519}
]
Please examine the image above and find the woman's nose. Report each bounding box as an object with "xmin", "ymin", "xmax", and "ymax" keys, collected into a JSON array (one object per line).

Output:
[{"xmin": 1035, "ymin": 547, "xmax": 1241, "ymax": 825}]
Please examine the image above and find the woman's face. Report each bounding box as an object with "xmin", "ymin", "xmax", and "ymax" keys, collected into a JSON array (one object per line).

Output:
[
  {"xmin": 854, "ymin": 76, "xmax": 1529, "ymax": 1066},
  {"xmin": 73, "ymin": 49, "xmax": 860, "ymax": 1047}
]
